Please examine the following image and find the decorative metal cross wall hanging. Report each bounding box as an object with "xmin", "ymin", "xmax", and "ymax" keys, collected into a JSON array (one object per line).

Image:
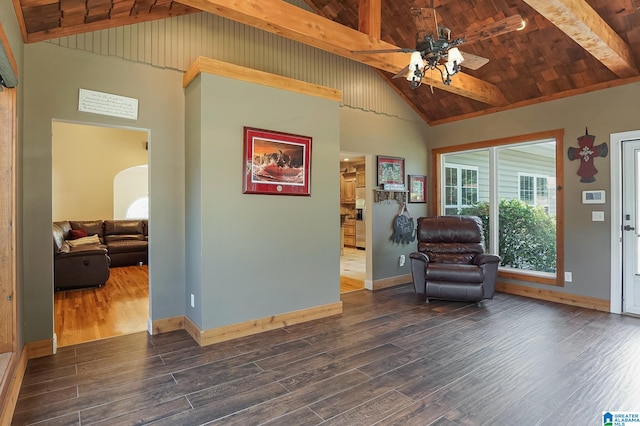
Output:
[{"xmin": 567, "ymin": 128, "xmax": 608, "ymax": 183}]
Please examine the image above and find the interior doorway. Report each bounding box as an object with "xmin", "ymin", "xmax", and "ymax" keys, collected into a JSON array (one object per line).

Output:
[
  {"xmin": 52, "ymin": 121, "xmax": 150, "ymax": 346},
  {"xmin": 339, "ymin": 152, "xmax": 366, "ymax": 293}
]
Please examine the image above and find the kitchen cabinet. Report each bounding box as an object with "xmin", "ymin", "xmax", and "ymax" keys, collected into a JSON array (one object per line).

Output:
[
  {"xmin": 356, "ymin": 171, "xmax": 365, "ymax": 187},
  {"xmin": 343, "ymin": 219, "xmax": 356, "ymax": 247},
  {"xmin": 344, "ymin": 178, "xmax": 356, "ymax": 202}
]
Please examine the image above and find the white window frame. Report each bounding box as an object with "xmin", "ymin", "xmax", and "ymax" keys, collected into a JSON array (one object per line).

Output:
[
  {"xmin": 444, "ymin": 163, "xmax": 478, "ymax": 215},
  {"xmin": 518, "ymin": 172, "xmax": 549, "ymax": 209}
]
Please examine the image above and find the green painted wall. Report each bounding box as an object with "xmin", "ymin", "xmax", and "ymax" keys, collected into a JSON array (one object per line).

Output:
[
  {"xmin": 429, "ymin": 83, "xmax": 640, "ymax": 301},
  {"xmin": 22, "ymin": 43, "xmax": 186, "ymax": 342},
  {"xmin": 185, "ymin": 73, "xmax": 341, "ymax": 329}
]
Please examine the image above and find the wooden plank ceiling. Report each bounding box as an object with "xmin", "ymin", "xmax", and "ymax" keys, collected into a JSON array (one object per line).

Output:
[{"xmin": 11, "ymin": 0, "xmax": 640, "ymax": 124}]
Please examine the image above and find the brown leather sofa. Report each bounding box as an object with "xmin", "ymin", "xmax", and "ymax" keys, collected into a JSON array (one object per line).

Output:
[
  {"xmin": 410, "ymin": 215, "xmax": 500, "ymax": 305},
  {"xmin": 53, "ymin": 221, "xmax": 110, "ymax": 291},
  {"xmin": 52, "ymin": 219, "xmax": 148, "ymax": 291}
]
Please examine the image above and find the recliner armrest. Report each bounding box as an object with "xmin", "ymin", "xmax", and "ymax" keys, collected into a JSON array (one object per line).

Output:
[
  {"xmin": 410, "ymin": 252, "xmax": 430, "ymax": 264},
  {"xmin": 410, "ymin": 252, "xmax": 430, "ymax": 296},
  {"xmin": 473, "ymin": 253, "xmax": 501, "ymax": 266}
]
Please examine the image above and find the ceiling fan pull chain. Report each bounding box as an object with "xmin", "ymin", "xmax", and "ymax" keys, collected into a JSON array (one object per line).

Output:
[{"xmin": 430, "ymin": 68, "xmax": 434, "ymax": 94}]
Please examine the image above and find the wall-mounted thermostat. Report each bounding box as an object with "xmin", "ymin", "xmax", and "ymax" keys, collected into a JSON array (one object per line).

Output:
[{"xmin": 582, "ymin": 190, "xmax": 606, "ymax": 204}]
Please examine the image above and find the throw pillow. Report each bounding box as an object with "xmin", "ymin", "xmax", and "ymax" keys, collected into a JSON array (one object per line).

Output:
[
  {"xmin": 66, "ymin": 234, "xmax": 101, "ymax": 247},
  {"xmin": 68, "ymin": 228, "xmax": 88, "ymax": 240}
]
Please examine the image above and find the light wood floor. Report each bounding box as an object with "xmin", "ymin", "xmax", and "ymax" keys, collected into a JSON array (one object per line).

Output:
[
  {"xmin": 54, "ymin": 265, "xmax": 149, "ymax": 347},
  {"xmin": 340, "ymin": 247, "xmax": 365, "ymax": 293},
  {"xmin": 14, "ymin": 288, "xmax": 640, "ymax": 425},
  {"xmin": 56, "ymin": 256, "xmax": 359, "ymax": 348}
]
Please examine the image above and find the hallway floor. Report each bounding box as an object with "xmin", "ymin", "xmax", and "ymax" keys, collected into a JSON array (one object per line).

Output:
[{"xmin": 340, "ymin": 247, "xmax": 365, "ymax": 293}]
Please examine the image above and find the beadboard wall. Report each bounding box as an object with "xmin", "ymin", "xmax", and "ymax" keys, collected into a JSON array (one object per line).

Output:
[{"xmin": 45, "ymin": 1, "xmax": 422, "ymax": 122}]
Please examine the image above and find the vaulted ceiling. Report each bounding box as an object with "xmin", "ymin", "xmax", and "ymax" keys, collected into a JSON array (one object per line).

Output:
[{"xmin": 11, "ymin": 0, "xmax": 640, "ymax": 124}]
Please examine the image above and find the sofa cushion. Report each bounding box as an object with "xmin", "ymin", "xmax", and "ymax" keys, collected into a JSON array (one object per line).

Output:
[
  {"xmin": 52, "ymin": 223, "xmax": 66, "ymax": 252},
  {"xmin": 104, "ymin": 220, "xmax": 144, "ymax": 236},
  {"xmin": 68, "ymin": 228, "xmax": 88, "ymax": 240},
  {"xmin": 106, "ymin": 239, "xmax": 148, "ymax": 254},
  {"xmin": 104, "ymin": 234, "xmax": 146, "ymax": 243},
  {"xmin": 70, "ymin": 220, "xmax": 104, "ymax": 242}
]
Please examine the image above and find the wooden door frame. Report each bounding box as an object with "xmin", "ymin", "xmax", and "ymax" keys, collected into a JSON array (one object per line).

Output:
[
  {"xmin": 0, "ymin": 18, "xmax": 17, "ymax": 353},
  {"xmin": 0, "ymin": 19, "xmax": 18, "ymax": 420},
  {"xmin": 609, "ymin": 130, "xmax": 640, "ymax": 314}
]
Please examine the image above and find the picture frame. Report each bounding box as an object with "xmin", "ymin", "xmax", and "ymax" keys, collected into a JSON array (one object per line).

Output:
[
  {"xmin": 377, "ymin": 155, "xmax": 405, "ymax": 188},
  {"xmin": 408, "ymin": 174, "xmax": 427, "ymax": 203},
  {"xmin": 243, "ymin": 127, "xmax": 312, "ymax": 196}
]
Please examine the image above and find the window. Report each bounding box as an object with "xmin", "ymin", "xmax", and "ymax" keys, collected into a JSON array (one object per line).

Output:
[
  {"xmin": 444, "ymin": 164, "xmax": 478, "ymax": 215},
  {"xmin": 434, "ymin": 130, "xmax": 564, "ymax": 286},
  {"xmin": 126, "ymin": 196, "xmax": 149, "ymax": 219},
  {"xmin": 519, "ymin": 173, "xmax": 549, "ymax": 210}
]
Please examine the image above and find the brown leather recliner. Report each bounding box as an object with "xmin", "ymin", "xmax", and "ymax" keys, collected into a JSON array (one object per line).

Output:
[{"xmin": 410, "ymin": 215, "xmax": 500, "ymax": 305}]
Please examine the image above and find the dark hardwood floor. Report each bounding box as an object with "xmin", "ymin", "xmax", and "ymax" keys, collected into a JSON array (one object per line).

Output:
[{"xmin": 12, "ymin": 285, "xmax": 640, "ymax": 425}]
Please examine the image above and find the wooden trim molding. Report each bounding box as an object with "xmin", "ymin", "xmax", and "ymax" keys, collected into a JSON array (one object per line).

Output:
[
  {"xmin": 183, "ymin": 56, "xmax": 342, "ymax": 103},
  {"xmin": 185, "ymin": 301, "xmax": 343, "ymax": 347},
  {"xmin": 0, "ymin": 349, "xmax": 27, "ymax": 426},
  {"xmin": 151, "ymin": 316, "xmax": 185, "ymax": 335},
  {"xmin": 25, "ymin": 339, "xmax": 53, "ymax": 360},
  {"xmin": 371, "ymin": 274, "xmax": 412, "ymax": 291},
  {"xmin": 497, "ymin": 281, "xmax": 610, "ymax": 312}
]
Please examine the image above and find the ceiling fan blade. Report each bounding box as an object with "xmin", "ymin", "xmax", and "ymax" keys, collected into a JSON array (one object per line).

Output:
[
  {"xmin": 410, "ymin": 7, "xmax": 438, "ymax": 39},
  {"xmin": 392, "ymin": 64, "xmax": 411, "ymax": 79},
  {"xmin": 458, "ymin": 14, "xmax": 524, "ymax": 45},
  {"xmin": 459, "ymin": 51, "xmax": 490, "ymax": 70},
  {"xmin": 351, "ymin": 48, "xmax": 415, "ymax": 54}
]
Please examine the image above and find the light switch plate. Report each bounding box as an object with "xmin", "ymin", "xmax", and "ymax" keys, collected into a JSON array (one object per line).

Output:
[{"xmin": 592, "ymin": 211, "xmax": 605, "ymax": 222}]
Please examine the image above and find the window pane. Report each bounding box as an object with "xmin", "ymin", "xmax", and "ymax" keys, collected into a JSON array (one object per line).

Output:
[
  {"xmin": 442, "ymin": 151, "xmax": 490, "ymax": 250},
  {"xmin": 498, "ymin": 141, "xmax": 556, "ymax": 273},
  {"xmin": 126, "ymin": 196, "xmax": 149, "ymax": 219},
  {"xmin": 520, "ymin": 175, "xmax": 534, "ymax": 204}
]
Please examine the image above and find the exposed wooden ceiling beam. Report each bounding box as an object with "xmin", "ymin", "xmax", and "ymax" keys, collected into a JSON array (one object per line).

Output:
[
  {"xmin": 358, "ymin": 0, "xmax": 381, "ymax": 39},
  {"xmin": 522, "ymin": 0, "xmax": 638, "ymax": 78},
  {"xmin": 176, "ymin": 0, "xmax": 509, "ymax": 106}
]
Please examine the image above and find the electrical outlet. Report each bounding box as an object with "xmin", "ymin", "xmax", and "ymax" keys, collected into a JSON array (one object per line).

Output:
[
  {"xmin": 564, "ymin": 272, "xmax": 572, "ymax": 283},
  {"xmin": 190, "ymin": 294, "xmax": 195, "ymax": 308},
  {"xmin": 399, "ymin": 255, "xmax": 406, "ymax": 267}
]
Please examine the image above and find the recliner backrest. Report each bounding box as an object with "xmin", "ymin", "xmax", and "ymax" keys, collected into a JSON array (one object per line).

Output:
[{"xmin": 416, "ymin": 216, "xmax": 485, "ymax": 264}]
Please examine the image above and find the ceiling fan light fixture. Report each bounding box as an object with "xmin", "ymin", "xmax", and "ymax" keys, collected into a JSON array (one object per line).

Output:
[
  {"xmin": 445, "ymin": 47, "xmax": 464, "ymax": 76},
  {"xmin": 407, "ymin": 51, "xmax": 426, "ymax": 87}
]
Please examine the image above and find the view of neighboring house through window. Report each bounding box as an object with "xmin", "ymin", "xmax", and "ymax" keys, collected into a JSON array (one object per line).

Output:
[
  {"xmin": 519, "ymin": 173, "xmax": 550, "ymax": 211},
  {"xmin": 435, "ymin": 133, "xmax": 563, "ymax": 285},
  {"xmin": 445, "ymin": 164, "xmax": 479, "ymax": 215}
]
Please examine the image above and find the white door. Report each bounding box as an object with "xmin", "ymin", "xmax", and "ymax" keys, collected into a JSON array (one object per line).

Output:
[{"xmin": 622, "ymin": 139, "xmax": 640, "ymax": 315}]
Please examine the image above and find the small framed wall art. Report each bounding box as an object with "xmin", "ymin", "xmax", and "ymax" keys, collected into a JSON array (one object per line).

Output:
[
  {"xmin": 243, "ymin": 127, "xmax": 311, "ymax": 196},
  {"xmin": 408, "ymin": 174, "xmax": 427, "ymax": 203},
  {"xmin": 377, "ymin": 155, "xmax": 405, "ymax": 189}
]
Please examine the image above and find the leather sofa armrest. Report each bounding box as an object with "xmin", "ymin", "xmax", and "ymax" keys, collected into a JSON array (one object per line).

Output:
[
  {"xmin": 57, "ymin": 245, "xmax": 108, "ymax": 258},
  {"xmin": 473, "ymin": 253, "xmax": 501, "ymax": 266},
  {"xmin": 410, "ymin": 252, "xmax": 430, "ymax": 295}
]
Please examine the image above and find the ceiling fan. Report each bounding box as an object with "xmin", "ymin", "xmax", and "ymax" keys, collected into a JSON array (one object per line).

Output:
[{"xmin": 353, "ymin": 2, "xmax": 524, "ymax": 88}]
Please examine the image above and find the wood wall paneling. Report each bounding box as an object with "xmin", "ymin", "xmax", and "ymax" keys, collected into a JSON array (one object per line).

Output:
[{"xmin": 46, "ymin": 11, "xmax": 421, "ymax": 122}]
